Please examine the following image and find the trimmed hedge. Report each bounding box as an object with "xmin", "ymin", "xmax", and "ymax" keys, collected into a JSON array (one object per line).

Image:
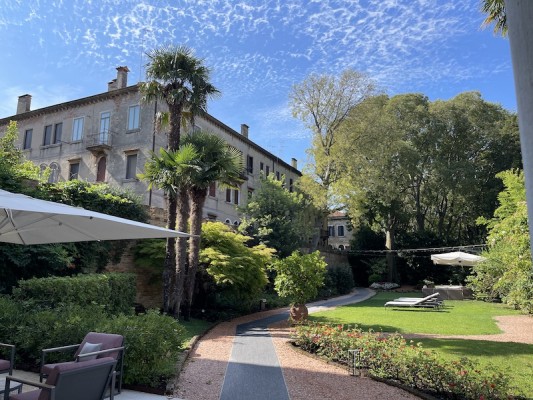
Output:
[
  {"xmin": 12, "ymin": 273, "xmax": 136, "ymax": 315},
  {"xmin": 0, "ymin": 296, "xmax": 186, "ymax": 388}
]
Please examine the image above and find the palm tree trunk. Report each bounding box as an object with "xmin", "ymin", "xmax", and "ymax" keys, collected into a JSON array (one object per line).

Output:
[
  {"xmin": 183, "ymin": 188, "xmax": 207, "ymax": 321},
  {"xmin": 162, "ymin": 193, "xmax": 177, "ymax": 313},
  {"xmin": 168, "ymin": 104, "xmax": 183, "ymax": 151},
  {"xmin": 171, "ymin": 187, "xmax": 190, "ymax": 317}
]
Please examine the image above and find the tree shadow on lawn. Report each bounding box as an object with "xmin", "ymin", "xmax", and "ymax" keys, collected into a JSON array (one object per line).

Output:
[{"xmin": 416, "ymin": 338, "xmax": 533, "ymax": 358}]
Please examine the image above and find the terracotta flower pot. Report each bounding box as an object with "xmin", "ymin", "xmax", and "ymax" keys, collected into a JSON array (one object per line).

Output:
[{"xmin": 289, "ymin": 303, "xmax": 308, "ymax": 322}]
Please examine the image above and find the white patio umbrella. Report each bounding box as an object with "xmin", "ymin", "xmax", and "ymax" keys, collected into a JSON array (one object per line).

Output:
[
  {"xmin": 430, "ymin": 251, "xmax": 485, "ymax": 267},
  {"xmin": 0, "ymin": 188, "xmax": 190, "ymax": 245}
]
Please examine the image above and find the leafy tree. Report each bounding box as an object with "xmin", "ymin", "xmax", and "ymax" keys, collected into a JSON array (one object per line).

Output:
[
  {"xmin": 200, "ymin": 222, "xmax": 274, "ymax": 309},
  {"xmin": 181, "ymin": 132, "xmax": 244, "ymax": 319},
  {"xmin": 336, "ymin": 92, "xmax": 520, "ymax": 282},
  {"xmin": 289, "ymin": 70, "xmax": 377, "ymax": 248},
  {"xmin": 468, "ymin": 170, "xmax": 532, "ymax": 313},
  {"xmin": 238, "ymin": 174, "xmax": 310, "ymax": 257},
  {"xmin": 140, "ymin": 45, "xmax": 219, "ymax": 314},
  {"xmin": 270, "ymin": 251, "xmax": 326, "ymax": 321}
]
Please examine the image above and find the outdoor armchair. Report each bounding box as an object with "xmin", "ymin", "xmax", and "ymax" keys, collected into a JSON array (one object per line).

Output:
[
  {"xmin": 0, "ymin": 344, "xmax": 15, "ymax": 376},
  {"xmin": 4, "ymin": 357, "xmax": 116, "ymax": 400},
  {"xmin": 39, "ymin": 332, "xmax": 124, "ymax": 394}
]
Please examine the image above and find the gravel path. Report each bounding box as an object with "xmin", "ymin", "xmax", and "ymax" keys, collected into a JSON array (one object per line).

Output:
[{"xmin": 175, "ymin": 293, "xmax": 532, "ymax": 400}]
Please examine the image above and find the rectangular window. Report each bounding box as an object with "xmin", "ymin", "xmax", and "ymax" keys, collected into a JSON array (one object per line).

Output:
[
  {"xmin": 43, "ymin": 125, "xmax": 52, "ymax": 146},
  {"xmin": 209, "ymin": 182, "xmax": 217, "ymax": 197},
  {"xmin": 69, "ymin": 163, "xmax": 80, "ymax": 180},
  {"xmin": 72, "ymin": 117, "xmax": 84, "ymax": 141},
  {"xmin": 100, "ymin": 112, "xmax": 111, "ymax": 143},
  {"xmin": 247, "ymin": 155, "xmax": 254, "ymax": 173},
  {"xmin": 289, "ymin": 178, "xmax": 294, "ymax": 193},
  {"xmin": 126, "ymin": 153, "xmax": 138, "ymax": 179},
  {"xmin": 276, "ymin": 171, "xmax": 280, "ymax": 180},
  {"xmin": 338, "ymin": 225, "xmax": 345, "ymax": 237},
  {"xmin": 53, "ymin": 123, "xmax": 62, "ymax": 144},
  {"xmin": 23, "ymin": 129, "xmax": 32, "ymax": 149},
  {"xmin": 128, "ymin": 105, "xmax": 140, "ymax": 130},
  {"xmin": 225, "ymin": 188, "xmax": 232, "ymax": 202},
  {"xmin": 260, "ymin": 162, "xmax": 264, "ymax": 171},
  {"xmin": 233, "ymin": 189, "xmax": 239, "ymax": 205},
  {"xmin": 328, "ymin": 225, "xmax": 335, "ymax": 237},
  {"xmin": 266, "ymin": 166, "xmax": 270, "ymax": 176}
]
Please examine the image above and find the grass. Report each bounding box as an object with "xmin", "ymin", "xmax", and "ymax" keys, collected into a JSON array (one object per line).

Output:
[
  {"xmin": 179, "ymin": 318, "xmax": 213, "ymax": 348},
  {"xmin": 309, "ymin": 291, "xmax": 533, "ymax": 398},
  {"xmin": 418, "ymin": 339, "xmax": 533, "ymax": 398},
  {"xmin": 310, "ymin": 292, "xmax": 522, "ymax": 335}
]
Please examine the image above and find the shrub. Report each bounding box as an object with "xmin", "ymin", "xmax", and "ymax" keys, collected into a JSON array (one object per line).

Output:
[
  {"xmin": 292, "ymin": 323, "xmax": 514, "ymax": 399},
  {"xmin": 12, "ymin": 273, "xmax": 136, "ymax": 315},
  {"xmin": 97, "ymin": 310, "xmax": 186, "ymax": 387}
]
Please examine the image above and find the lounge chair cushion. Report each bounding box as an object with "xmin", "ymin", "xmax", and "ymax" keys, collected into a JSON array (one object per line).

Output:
[
  {"xmin": 78, "ymin": 342, "xmax": 102, "ymax": 360},
  {"xmin": 8, "ymin": 392, "xmax": 39, "ymax": 400},
  {"xmin": 75, "ymin": 332, "xmax": 123, "ymax": 359},
  {"xmin": 0, "ymin": 359, "xmax": 10, "ymax": 371},
  {"xmin": 40, "ymin": 361, "xmax": 76, "ymax": 378}
]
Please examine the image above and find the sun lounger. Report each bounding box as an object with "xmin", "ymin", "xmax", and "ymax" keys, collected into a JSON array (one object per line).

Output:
[
  {"xmin": 385, "ymin": 293, "xmax": 442, "ymax": 308},
  {"xmin": 393, "ymin": 293, "xmax": 441, "ymax": 302}
]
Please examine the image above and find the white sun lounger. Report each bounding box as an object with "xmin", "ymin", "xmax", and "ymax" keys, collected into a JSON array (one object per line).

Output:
[{"xmin": 384, "ymin": 292, "xmax": 442, "ymax": 308}]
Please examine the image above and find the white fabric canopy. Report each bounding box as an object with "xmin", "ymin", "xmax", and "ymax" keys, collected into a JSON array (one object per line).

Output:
[
  {"xmin": 0, "ymin": 188, "xmax": 189, "ymax": 245},
  {"xmin": 430, "ymin": 251, "xmax": 485, "ymax": 267}
]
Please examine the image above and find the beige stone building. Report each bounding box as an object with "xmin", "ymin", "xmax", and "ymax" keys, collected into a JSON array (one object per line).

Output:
[
  {"xmin": 327, "ymin": 211, "xmax": 353, "ymax": 250},
  {"xmin": 0, "ymin": 66, "xmax": 301, "ymax": 225}
]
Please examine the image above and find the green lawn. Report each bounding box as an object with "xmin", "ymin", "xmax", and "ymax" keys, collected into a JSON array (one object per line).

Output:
[
  {"xmin": 309, "ymin": 292, "xmax": 533, "ymax": 398},
  {"xmin": 179, "ymin": 318, "xmax": 213, "ymax": 348},
  {"xmin": 310, "ymin": 292, "xmax": 521, "ymax": 335}
]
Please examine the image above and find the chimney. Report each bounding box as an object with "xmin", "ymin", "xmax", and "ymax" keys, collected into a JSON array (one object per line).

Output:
[
  {"xmin": 240, "ymin": 124, "xmax": 249, "ymax": 138},
  {"xmin": 116, "ymin": 66, "xmax": 129, "ymax": 89},
  {"xmin": 107, "ymin": 79, "xmax": 117, "ymax": 91},
  {"xmin": 17, "ymin": 94, "xmax": 32, "ymax": 114},
  {"xmin": 291, "ymin": 158, "xmax": 298, "ymax": 169}
]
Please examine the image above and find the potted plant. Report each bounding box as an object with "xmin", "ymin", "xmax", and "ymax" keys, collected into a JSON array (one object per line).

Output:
[{"xmin": 270, "ymin": 251, "xmax": 326, "ymax": 322}]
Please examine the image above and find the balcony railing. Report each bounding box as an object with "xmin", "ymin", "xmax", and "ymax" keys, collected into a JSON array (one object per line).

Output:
[{"xmin": 85, "ymin": 131, "xmax": 112, "ymax": 152}]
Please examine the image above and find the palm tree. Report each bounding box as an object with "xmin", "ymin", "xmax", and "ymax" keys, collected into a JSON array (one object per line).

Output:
[
  {"xmin": 140, "ymin": 45, "xmax": 219, "ymax": 314},
  {"xmin": 139, "ymin": 146, "xmax": 198, "ymax": 313},
  {"xmin": 481, "ymin": 0, "xmax": 507, "ymax": 36},
  {"xmin": 181, "ymin": 131, "xmax": 244, "ymax": 319}
]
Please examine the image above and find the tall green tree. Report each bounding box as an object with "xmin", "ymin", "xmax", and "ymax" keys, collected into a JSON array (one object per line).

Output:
[
  {"xmin": 468, "ymin": 170, "xmax": 532, "ymax": 313},
  {"xmin": 238, "ymin": 174, "xmax": 311, "ymax": 257},
  {"xmin": 336, "ymin": 92, "xmax": 520, "ymax": 281},
  {"xmin": 289, "ymin": 70, "xmax": 377, "ymax": 248},
  {"xmin": 181, "ymin": 132, "xmax": 244, "ymax": 319},
  {"xmin": 140, "ymin": 45, "xmax": 219, "ymax": 314}
]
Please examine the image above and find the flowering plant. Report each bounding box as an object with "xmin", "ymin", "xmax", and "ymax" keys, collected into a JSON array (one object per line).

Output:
[
  {"xmin": 292, "ymin": 322, "xmax": 514, "ymax": 399},
  {"xmin": 369, "ymin": 282, "xmax": 400, "ymax": 290}
]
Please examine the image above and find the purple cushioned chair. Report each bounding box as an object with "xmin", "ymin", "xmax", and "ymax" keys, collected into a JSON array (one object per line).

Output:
[
  {"xmin": 4, "ymin": 357, "xmax": 116, "ymax": 400},
  {"xmin": 39, "ymin": 333, "xmax": 124, "ymax": 394},
  {"xmin": 0, "ymin": 343, "xmax": 15, "ymax": 376}
]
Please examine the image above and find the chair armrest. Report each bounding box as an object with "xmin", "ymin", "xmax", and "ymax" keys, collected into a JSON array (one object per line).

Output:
[
  {"xmin": 76, "ymin": 346, "xmax": 125, "ymax": 361},
  {"xmin": 42, "ymin": 344, "xmax": 80, "ymax": 354},
  {"xmin": 6, "ymin": 375, "xmax": 55, "ymax": 391}
]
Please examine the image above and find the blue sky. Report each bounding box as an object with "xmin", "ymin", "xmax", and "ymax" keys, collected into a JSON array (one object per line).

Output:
[{"xmin": 0, "ymin": 0, "xmax": 513, "ymax": 168}]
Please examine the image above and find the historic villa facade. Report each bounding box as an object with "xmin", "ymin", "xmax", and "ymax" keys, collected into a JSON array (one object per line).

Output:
[{"xmin": 0, "ymin": 66, "xmax": 301, "ymax": 225}]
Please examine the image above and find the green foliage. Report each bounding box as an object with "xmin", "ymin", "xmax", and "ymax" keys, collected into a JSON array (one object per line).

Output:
[
  {"xmin": 98, "ymin": 310, "xmax": 186, "ymax": 387},
  {"xmin": 270, "ymin": 251, "xmax": 327, "ymax": 305},
  {"xmin": 200, "ymin": 222, "xmax": 274, "ymax": 307},
  {"xmin": 12, "ymin": 273, "xmax": 136, "ymax": 315},
  {"xmin": 0, "ymin": 121, "xmax": 42, "ymax": 191},
  {"xmin": 320, "ymin": 265, "xmax": 355, "ymax": 297},
  {"xmin": 238, "ymin": 174, "xmax": 311, "ymax": 257},
  {"xmin": 469, "ymin": 170, "xmax": 533, "ymax": 313},
  {"xmin": 293, "ymin": 323, "xmax": 514, "ymax": 399}
]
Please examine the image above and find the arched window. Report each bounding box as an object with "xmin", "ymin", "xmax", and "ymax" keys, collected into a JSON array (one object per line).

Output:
[
  {"xmin": 225, "ymin": 219, "xmax": 231, "ymax": 224},
  {"xmin": 338, "ymin": 245, "xmax": 345, "ymax": 251},
  {"xmin": 48, "ymin": 162, "xmax": 60, "ymax": 183},
  {"xmin": 233, "ymin": 220, "xmax": 240, "ymax": 226}
]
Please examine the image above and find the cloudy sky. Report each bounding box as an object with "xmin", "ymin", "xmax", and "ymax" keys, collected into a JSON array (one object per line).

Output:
[{"xmin": 0, "ymin": 0, "xmax": 513, "ymax": 166}]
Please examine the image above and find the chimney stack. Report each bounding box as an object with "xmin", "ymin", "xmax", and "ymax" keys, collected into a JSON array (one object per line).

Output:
[
  {"xmin": 116, "ymin": 66, "xmax": 129, "ymax": 89},
  {"xmin": 107, "ymin": 79, "xmax": 117, "ymax": 91},
  {"xmin": 17, "ymin": 94, "xmax": 32, "ymax": 114},
  {"xmin": 240, "ymin": 124, "xmax": 249, "ymax": 138},
  {"xmin": 291, "ymin": 158, "xmax": 298, "ymax": 169}
]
